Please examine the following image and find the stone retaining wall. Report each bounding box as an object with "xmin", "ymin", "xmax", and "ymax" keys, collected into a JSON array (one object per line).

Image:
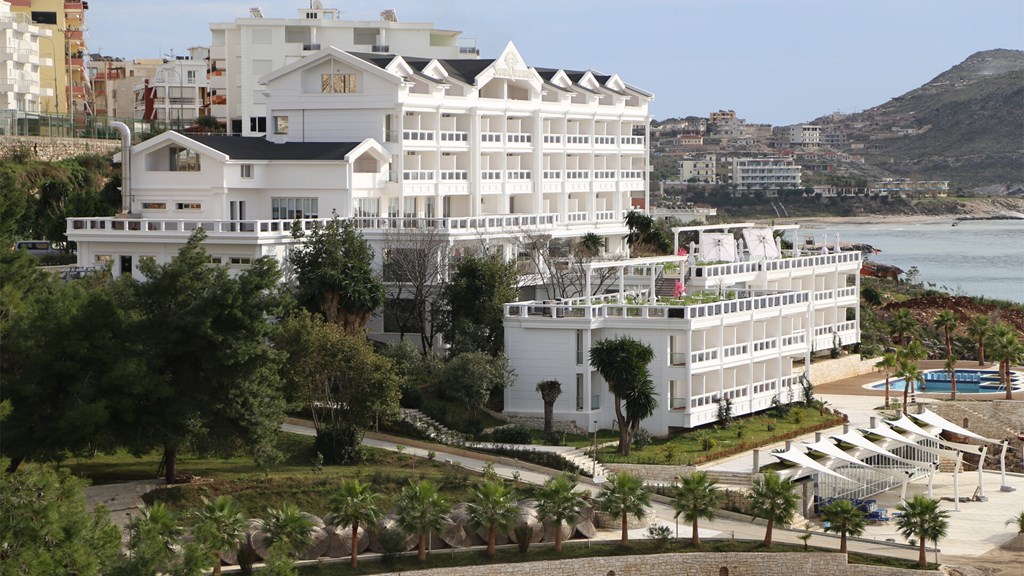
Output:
[
  {"xmin": 1, "ymin": 135, "xmax": 120, "ymax": 162},
  {"xmin": 929, "ymin": 400, "xmax": 1024, "ymax": 440},
  {"xmin": 809, "ymin": 354, "xmax": 880, "ymax": 385},
  {"xmin": 371, "ymin": 552, "xmax": 938, "ymax": 576},
  {"xmin": 504, "ymin": 414, "xmax": 588, "ymax": 435}
]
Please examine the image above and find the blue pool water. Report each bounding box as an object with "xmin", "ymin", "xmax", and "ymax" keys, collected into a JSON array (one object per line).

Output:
[{"xmin": 868, "ymin": 369, "xmax": 1023, "ymax": 394}]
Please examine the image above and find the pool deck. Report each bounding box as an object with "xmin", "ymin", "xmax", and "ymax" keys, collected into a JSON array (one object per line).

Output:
[{"xmin": 814, "ymin": 359, "xmax": 1018, "ymax": 400}]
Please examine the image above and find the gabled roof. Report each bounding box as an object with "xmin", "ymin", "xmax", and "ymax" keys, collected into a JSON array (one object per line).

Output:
[
  {"xmin": 187, "ymin": 135, "xmax": 361, "ymax": 161},
  {"xmin": 260, "ymin": 46, "xmax": 402, "ymax": 86}
]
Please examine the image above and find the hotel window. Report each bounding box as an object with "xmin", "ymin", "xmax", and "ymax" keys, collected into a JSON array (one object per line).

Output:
[
  {"xmin": 274, "ymin": 115, "xmax": 288, "ymax": 134},
  {"xmin": 321, "ymin": 73, "xmax": 357, "ymax": 94},
  {"xmin": 169, "ymin": 146, "xmax": 200, "ymax": 172},
  {"xmin": 354, "ymin": 198, "xmax": 379, "ymax": 217},
  {"xmin": 141, "ymin": 202, "xmax": 167, "ymax": 210},
  {"xmin": 576, "ymin": 374, "xmax": 584, "ymax": 411},
  {"xmin": 240, "ymin": 164, "xmax": 253, "ymax": 179},
  {"xmin": 271, "ymin": 198, "xmax": 318, "ymax": 220},
  {"xmin": 575, "ymin": 330, "xmax": 584, "ymax": 365},
  {"xmin": 229, "ymin": 257, "xmax": 253, "ymax": 265},
  {"xmin": 176, "ymin": 202, "xmax": 202, "ymax": 210}
]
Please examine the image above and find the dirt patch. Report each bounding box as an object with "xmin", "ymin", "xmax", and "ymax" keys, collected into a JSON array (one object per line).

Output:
[
  {"xmin": 883, "ymin": 296, "xmax": 1024, "ymax": 337},
  {"xmin": 944, "ymin": 545, "xmax": 1024, "ymax": 575}
]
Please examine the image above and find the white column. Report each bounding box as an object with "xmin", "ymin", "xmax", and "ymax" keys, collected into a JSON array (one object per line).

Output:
[
  {"xmin": 977, "ymin": 446, "xmax": 987, "ymax": 498},
  {"xmin": 469, "ymin": 108, "xmax": 481, "ymax": 217},
  {"xmin": 532, "ymin": 109, "xmax": 544, "ymax": 214},
  {"xmin": 953, "ymin": 451, "xmax": 963, "ymax": 512}
]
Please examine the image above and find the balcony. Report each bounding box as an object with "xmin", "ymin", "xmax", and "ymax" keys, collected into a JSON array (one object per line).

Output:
[
  {"xmin": 402, "ymin": 130, "xmax": 434, "ymax": 143},
  {"xmin": 620, "ymin": 135, "xmax": 645, "ymax": 146},
  {"xmin": 439, "ymin": 131, "xmax": 468, "ymax": 144},
  {"xmin": 506, "ymin": 133, "xmax": 532, "ymax": 145},
  {"xmin": 302, "ymin": 43, "xmax": 321, "ymax": 51},
  {"xmin": 402, "ymin": 170, "xmax": 435, "ymax": 181}
]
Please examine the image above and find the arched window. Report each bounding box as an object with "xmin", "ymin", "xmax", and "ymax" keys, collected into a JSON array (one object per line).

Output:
[{"xmin": 720, "ymin": 568, "xmax": 729, "ymax": 576}]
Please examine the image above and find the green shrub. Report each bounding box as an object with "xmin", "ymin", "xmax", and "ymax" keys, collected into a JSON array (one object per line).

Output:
[
  {"xmin": 633, "ymin": 428, "xmax": 652, "ymax": 450},
  {"xmin": 484, "ymin": 424, "xmax": 533, "ymax": 445},
  {"xmin": 514, "ymin": 525, "xmax": 533, "ymax": 554}
]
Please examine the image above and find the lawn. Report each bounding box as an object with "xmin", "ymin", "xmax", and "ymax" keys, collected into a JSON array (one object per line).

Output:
[
  {"xmin": 293, "ymin": 538, "xmax": 936, "ymax": 575},
  {"xmin": 598, "ymin": 406, "xmax": 845, "ymax": 466},
  {"xmin": 64, "ymin": 432, "xmax": 538, "ymax": 523}
]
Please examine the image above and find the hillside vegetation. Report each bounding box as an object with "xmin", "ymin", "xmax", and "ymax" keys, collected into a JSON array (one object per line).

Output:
[{"xmin": 828, "ymin": 49, "xmax": 1024, "ymax": 192}]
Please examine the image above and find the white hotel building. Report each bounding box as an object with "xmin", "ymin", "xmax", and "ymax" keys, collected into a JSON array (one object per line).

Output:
[
  {"xmin": 68, "ymin": 41, "xmax": 651, "ymax": 335},
  {"xmin": 503, "ymin": 226, "xmax": 861, "ymax": 435}
]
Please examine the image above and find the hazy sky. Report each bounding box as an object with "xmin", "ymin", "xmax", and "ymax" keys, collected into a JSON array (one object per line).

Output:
[{"xmin": 87, "ymin": 0, "xmax": 1023, "ymax": 125}]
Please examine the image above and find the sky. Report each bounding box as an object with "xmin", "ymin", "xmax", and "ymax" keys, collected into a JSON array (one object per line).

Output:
[{"xmin": 86, "ymin": 0, "xmax": 1024, "ymax": 125}]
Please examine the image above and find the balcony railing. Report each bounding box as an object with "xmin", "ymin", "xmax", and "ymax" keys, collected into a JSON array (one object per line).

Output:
[
  {"xmin": 302, "ymin": 43, "xmax": 321, "ymax": 51},
  {"xmin": 593, "ymin": 136, "xmax": 615, "ymax": 145},
  {"xmin": 481, "ymin": 132, "xmax": 502, "ymax": 143},
  {"xmin": 402, "ymin": 170, "xmax": 435, "ymax": 181},
  {"xmin": 565, "ymin": 135, "xmax": 590, "ymax": 145},
  {"xmin": 620, "ymin": 136, "xmax": 645, "ymax": 146},
  {"xmin": 506, "ymin": 133, "xmax": 532, "ymax": 144},
  {"xmin": 403, "ymin": 130, "xmax": 434, "ymax": 142},
  {"xmin": 371, "ymin": 44, "xmax": 390, "ymax": 53},
  {"xmin": 440, "ymin": 131, "xmax": 468, "ymax": 143},
  {"xmin": 439, "ymin": 170, "xmax": 468, "ymax": 181},
  {"xmin": 506, "ymin": 170, "xmax": 531, "ymax": 181}
]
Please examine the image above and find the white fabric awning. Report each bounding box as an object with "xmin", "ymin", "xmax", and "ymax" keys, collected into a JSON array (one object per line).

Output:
[
  {"xmin": 770, "ymin": 447, "xmax": 851, "ymax": 481},
  {"xmin": 832, "ymin": 430, "xmax": 911, "ymax": 463},
  {"xmin": 909, "ymin": 408, "xmax": 1000, "ymax": 444},
  {"xmin": 803, "ymin": 439, "xmax": 871, "ymax": 468},
  {"xmin": 887, "ymin": 415, "xmax": 943, "ymax": 441},
  {"xmin": 862, "ymin": 424, "xmax": 931, "ymax": 451}
]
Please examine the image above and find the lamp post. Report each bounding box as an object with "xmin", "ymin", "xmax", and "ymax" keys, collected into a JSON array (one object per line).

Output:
[{"xmin": 592, "ymin": 420, "xmax": 598, "ymax": 477}]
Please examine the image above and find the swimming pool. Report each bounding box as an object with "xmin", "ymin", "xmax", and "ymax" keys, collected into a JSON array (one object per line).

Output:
[{"xmin": 865, "ymin": 369, "xmax": 1023, "ymax": 394}]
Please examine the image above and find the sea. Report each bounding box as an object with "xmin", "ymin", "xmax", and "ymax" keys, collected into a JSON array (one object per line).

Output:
[{"xmin": 797, "ymin": 218, "xmax": 1024, "ymax": 304}]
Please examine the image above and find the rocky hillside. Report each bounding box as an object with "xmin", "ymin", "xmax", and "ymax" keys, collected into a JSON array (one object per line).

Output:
[{"xmin": 818, "ymin": 49, "xmax": 1024, "ymax": 193}]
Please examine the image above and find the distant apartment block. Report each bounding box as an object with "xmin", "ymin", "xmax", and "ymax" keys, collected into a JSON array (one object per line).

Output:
[
  {"xmin": 870, "ymin": 178, "xmax": 949, "ymax": 197},
  {"xmin": 10, "ymin": 0, "xmax": 91, "ymax": 115},
  {"xmin": 786, "ymin": 124, "xmax": 821, "ymax": 148},
  {"xmin": 731, "ymin": 156, "xmax": 801, "ymax": 192},
  {"xmin": 677, "ymin": 133, "xmax": 703, "ymax": 146},
  {"xmin": 1, "ymin": 0, "xmax": 52, "ymax": 113},
  {"xmin": 208, "ymin": 2, "xmax": 480, "ymax": 136},
  {"xmin": 90, "ymin": 56, "xmax": 161, "ymax": 119},
  {"xmin": 134, "ymin": 47, "xmax": 209, "ymax": 126},
  {"xmin": 709, "ymin": 109, "xmax": 735, "ymax": 124},
  {"xmin": 679, "ymin": 153, "xmax": 716, "ymax": 182}
]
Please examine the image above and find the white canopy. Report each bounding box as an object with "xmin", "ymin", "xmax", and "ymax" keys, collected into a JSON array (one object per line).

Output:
[
  {"xmin": 770, "ymin": 447, "xmax": 852, "ymax": 481},
  {"xmin": 887, "ymin": 415, "xmax": 942, "ymax": 441},
  {"xmin": 699, "ymin": 232, "xmax": 737, "ymax": 263},
  {"xmin": 862, "ymin": 424, "xmax": 930, "ymax": 451},
  {"xmin": 909, "ymin": 408, "xmax": 1000, "ymax": 444},
  {"xmin": 832, "ymin": 430, "xmax": 911, "ymax": 463},
  {"xmin": 803, "ymin": 439, "xmax": 871, "ymax": 468},
  {"xmin": 742, "ymin": 228, "xmax": 781, "ymax": 260}
]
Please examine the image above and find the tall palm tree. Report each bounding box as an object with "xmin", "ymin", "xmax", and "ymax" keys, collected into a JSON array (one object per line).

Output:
[
  {"xmin": 896, "ymin": 494, "xmax": 950, "ymax": 567},
  {"xmin": 535, "ymin": 473, "xmax": 587, "ymax": 553},
  {"xmin": 889, "ymin": 309, "xmax": 918, "ymax": 347},
  {"xmin": 672, "ymin": 471, "xmax": 721, "ymax": 545},
  {"xmin": 895, "ymin": 357, "xmax": 924, "ymax": 415},
  {"xmin": 820, "ymin": 499, "xmax": 867, "ymax": 553},
  {"xmin": 329, "ymin": 479, "xmax": 383, "ymax": 568},
  {"xmin": 395, "ymin": 480, "xmax": 451, "ymax": 563},
  {"xmin": 943, "ymin": 354, "xmax": 959, "ymax": 401},
  {"xmin": 589, "ymin": 336, "xmax": 656, "ymax": 455},
  {"xmin": 933, "ymin": 310, "xmax": 957, "ymax": 360},
  {"xmin": 262, "ymin": 504, "xmax": 314, "ymax": 560},
  {"xmin": 192, "ymin": 495, "xmax": 249, "ymax": 576},
  {"xmin": 903, "ymin": 339, "xmax": 928, "ymax": 363},
  {"xmin": 875, "ymin": 352, "xmax": 898, "ymax": 408},
  {"xmin": 987, "ymin": 324, "xmax": 1022, "ymax": 401},
  {"xmin": 466, "ymin": 479, "xmax": 519, "ymax": 559},
  {"xmin": 966, "ymin": 315, "xmax": 992, "ymax": 365},
  {"xmin": 535, "ymin": 380, "xmax": 562, "ymax": 440},
  {"xmin": 596, "ymin": 472, "xmax": 651, "ymax": 546},
  {"xmin": 747, "ymin": 471, "xmax": 798, "ymax": 547}
]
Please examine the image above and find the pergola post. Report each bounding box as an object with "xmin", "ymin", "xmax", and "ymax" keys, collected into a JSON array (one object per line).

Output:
[
  {"xmin": 977, "ymin": 445, "xmax": 987, "ymax": 498},
  {"xmin": 953, "ymin": 451, "xmax": 963, "ymax": 512},
  {"xmin": 999, "ymin": 440, "xmax": 1008, "ymax": 489}
]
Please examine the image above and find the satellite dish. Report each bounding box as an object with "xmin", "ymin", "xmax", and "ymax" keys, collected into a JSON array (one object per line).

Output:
[
  {"xmin": 742, "ymin": 228, "xmax": 780, "ymax": 260},
  {"xmin": 699, "ymin": 232, "xmax": 737, "ymax": 263},
  {"xmin": 312, "ymin": 0, "xmax": 323, "ymax": 9}
]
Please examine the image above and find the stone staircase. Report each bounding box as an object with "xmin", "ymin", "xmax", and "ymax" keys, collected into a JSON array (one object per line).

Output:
[
  {"xmin": 401, "ymin": 408, "xmax": 470, "ymax": 446},
  {"xmin": 400, "ymin": 409, "xmax": 613, "ymax": 480},
  {"xmin": 654, "ymin": 276, "xmax": 678, "ymax": 299},
  {"xmin": 704, "ymin": 469, "xmax": 755, "ymax": 487}
]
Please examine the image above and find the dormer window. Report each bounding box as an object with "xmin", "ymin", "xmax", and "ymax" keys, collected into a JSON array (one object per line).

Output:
[
  {"xmin": 169, "ymin": 146, "xmax": 200, "ymax": 172},
  {"xmin": 322, "ymin": 73, "xmax": 356, "ymax": 94}
]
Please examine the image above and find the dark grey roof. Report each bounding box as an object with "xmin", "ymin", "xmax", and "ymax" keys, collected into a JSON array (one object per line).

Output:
[{"xmin": 185, "ymin": 135, "xmax": 360, "ymax": 161}]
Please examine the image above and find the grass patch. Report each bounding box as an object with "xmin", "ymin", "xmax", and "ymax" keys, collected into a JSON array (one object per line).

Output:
[
  {"xmin": 598, "ymin": 406, "xmax": 845, "ymax": 466},
  {"xmin": 527, "ymin": 429, "xmax": 620, "ymax": 448},
  {"xmin": 292, "ymin": 538, "xmax": 935, "ymax": 575}
]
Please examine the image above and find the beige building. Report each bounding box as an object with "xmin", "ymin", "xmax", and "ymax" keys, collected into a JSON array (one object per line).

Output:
[
  {"xmin": 679, "ymin": 153, "xmax": 717, "ymax": 183},
  {"xmin": 731, "ymin": 156, "xmax": 801, "ymax": 192},
  {"xmin": 1, "ymin": 0, "xmax": 52, "ymax": 113},
  {"xmin": 10, "ymin": 0, "xmax": 90, "ymax": 115}
]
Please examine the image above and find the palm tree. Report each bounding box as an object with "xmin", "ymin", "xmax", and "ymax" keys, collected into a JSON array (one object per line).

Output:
[
  {"xmin": 576, "ymin": 232, "xmax": 604, "ymax": 258},
  {"xmin": 933, "ymin": 310, "xmax": 957, "ymax": 359},
  {"xmin": 589, "ymin": 336, "xmax": 656, "ymax": 455},
  {"xmin": 262, "ymin": 504, "xmax": 314, "ymax": 559},
  {"xmin": 127, "ymin": 501, "xmax": 183, "ymax": 572},
  {"xmin": 193, "ymin": 495, "xmax": 249, "ymax": 576},
  {"xmin": 329, "ymin": 479, "xmax": 383, "ymax": 568},
  {"xmin": 1005, "ymin": 510, "xmax": 1024, "ymax": 534},
  {"xmin": 535, "ymin": 380, "xmax": 562, "ymax": 440},
  {"xmin": 895, "ymin": 357, "xmax": 924, "ymax": 415},
  {"xmin": 672, "ymin": 471, "xmax": 721, "ymax": 545},
  {"xmin": 395, "ymin": 480, "xmax": 451, "ymax": 562},
  {"xmin": 875, "ymin": 352, "xmax": 898, "ymax": 408},
  {"xmin": 966, "ymin": 315, "xmax": 992, "ymax": 365},
  {"xmin": 820, "ymin": 499, "xmax": 867, "ymax": 553},
  {"xmin": 889, "ymin": 308, "xmax": 918, "ymax": 347},
  {"xmin": 988, "ymin": 324, "xmax": 1023, "ymax": 401},
  {"xmin": 596, "ymin": 472, "xmax": 651, "ymax": 546},
  {"xmin": 944, "ymin": 354, "xmax": 959, "ymax": 401},
  {"xmin": 535, "ymin": 473, "xmax": 587, "ymax": 553},
  {"xmin": 747, "ymin": 471, "xmax": 798, "ymax": 547},
  {"xmin": 896, "ymin": 494, "xmax": 950, "ymax": 567},
  {"xmin": 466, "ymin": 479, "xmax": 519, "ymax": 559}
]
